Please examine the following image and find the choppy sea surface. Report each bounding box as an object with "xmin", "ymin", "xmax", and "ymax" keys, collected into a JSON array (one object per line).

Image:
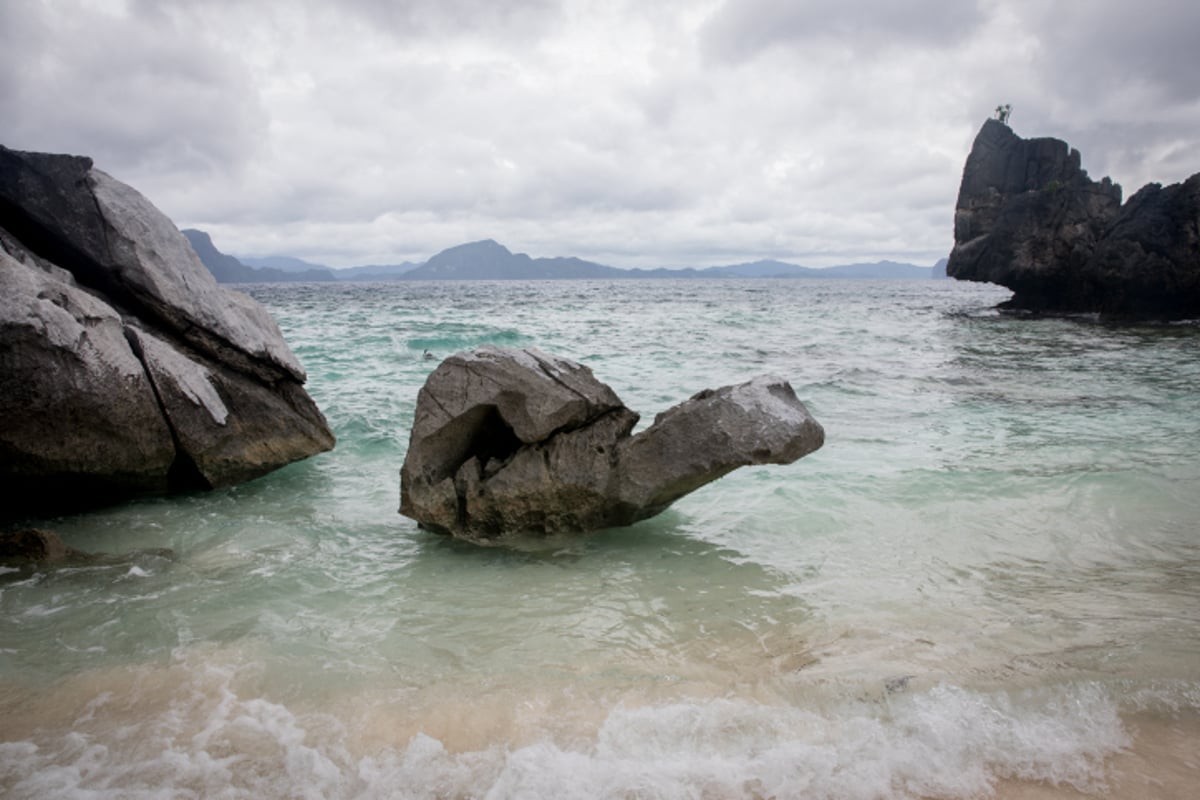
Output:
[{"xmin": 2, "ymin": 279, "xmax": 1198, "ymax": 799}]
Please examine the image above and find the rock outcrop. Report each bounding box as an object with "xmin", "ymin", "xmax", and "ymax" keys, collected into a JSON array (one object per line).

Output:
[
  {"xmin": 400, "ymin": 346, "xmax": 824, "ymax": 541},
  {"xmin": 947, "ymin": 119, "xmax": 1200, "ymax": 317},
  {"xmin": 0, "ymin": 145, "xmax": 334, "ymax": 517}
]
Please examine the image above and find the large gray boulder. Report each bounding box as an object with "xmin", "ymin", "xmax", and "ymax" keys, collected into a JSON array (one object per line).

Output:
[
  {"xmin": 400, "ymin": 346, "xmax": 824, "ymax": 541},
  {"xmin": 947, "ymin": 119, "xmax": 1200, "ymax": 317},
  {"xmin": 0, "ymin": 146, "xmax": 334, "ymax": 516}
]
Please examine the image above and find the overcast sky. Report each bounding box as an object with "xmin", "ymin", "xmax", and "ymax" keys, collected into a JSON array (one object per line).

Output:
[{"xmin": 3, "ymin": 0, "xmax": 1198, "ymax": 269}]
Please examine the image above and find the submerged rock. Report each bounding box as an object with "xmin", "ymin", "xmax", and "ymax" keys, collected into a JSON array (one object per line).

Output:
[
  {"xmin": 0, "ymin": 528, "xmax": 83, "ymax": 563},
  {"xmin": 0, "ymin": 527, "xmax": 175, "ymax": 568},
  {"xmin": 400, "ymin": 346, "xmax": 824, "ymax": 541},
  {"xmin": 0, "ymin": 146, "xmax": 335, "ymax": 516},
  {"xmin": 947, "ymin": 119, "xmax": 1200, "ymax": 317}
]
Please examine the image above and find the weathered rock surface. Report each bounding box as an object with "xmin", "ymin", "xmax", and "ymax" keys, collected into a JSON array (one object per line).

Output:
[
  {"xmin": 0, "ymin": 145, "xmax": 334, "ymax": 516},
  {"xmin": 947, "ymin": 119, "xmax": 1200, "ymax": 317},
  {"xmin": 400, "ymin": 346, "xmax": 824, "ymax": 541}
]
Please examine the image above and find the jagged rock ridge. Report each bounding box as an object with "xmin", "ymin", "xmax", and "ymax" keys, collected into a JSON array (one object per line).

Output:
[{"xmin": 947, "ymin": 119, "xmax": 1200, "ymax": 317}]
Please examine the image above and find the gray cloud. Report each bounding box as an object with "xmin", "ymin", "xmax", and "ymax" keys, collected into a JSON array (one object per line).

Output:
[
  {"xmin": 700, "ymin": 0, "xmax": 988, "ymax": 63},
  {"xmin": 2, "ymin": 1, "xmax": 1197, "ymax": 269},
  {"xmin": 1027, "ymin": 1, "xmax": 1200, "ymax": 105},
  {"xmin": 328, "ymin": 0, "xmax": 563, "ymax": 40},
  {"xmin": 959, "ymin": 1, "xmax": 1200, "ymax": 192},
  {"xmin": 1, "ymin": 2, "xmax": 266, "ymax": 186}
]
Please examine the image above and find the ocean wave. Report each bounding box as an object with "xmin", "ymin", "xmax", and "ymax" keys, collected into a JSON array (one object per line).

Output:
[{"xmin": 0, "ymin": 668, "xmax": 1145, "ymax": 800}]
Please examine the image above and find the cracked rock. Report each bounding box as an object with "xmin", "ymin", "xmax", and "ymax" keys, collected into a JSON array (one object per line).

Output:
[
  {"xmin": 0, "ymin": 145, "xmax": 334, "ymax": 517},
  {"xmin": 400, "ymin": 346, "xmax": 824, "ymax": 542}
]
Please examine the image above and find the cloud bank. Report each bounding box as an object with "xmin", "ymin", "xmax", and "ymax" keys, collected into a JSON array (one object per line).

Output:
[{"xmin": 3, "ymin": 0, "xmax": 1197, "ymax": 268}]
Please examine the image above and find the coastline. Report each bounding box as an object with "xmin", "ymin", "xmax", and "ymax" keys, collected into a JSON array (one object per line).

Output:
[{"xmin": 2, "ymin": 633, "xmax": 1196, "ymax": 797}]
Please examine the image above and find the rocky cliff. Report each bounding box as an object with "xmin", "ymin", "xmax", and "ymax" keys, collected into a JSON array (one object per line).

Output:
[
  {"xmin": 0, "ymin": 145, "xmax": 335, "ymax": 517},
  {"xmin": 947, "ymin": 119, "xmax": 1200, "ymax": 317}
]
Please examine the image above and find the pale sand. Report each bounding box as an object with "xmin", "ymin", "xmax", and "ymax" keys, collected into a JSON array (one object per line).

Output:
[{"xmin": 993, "ymin": 711, "xmax": 1199, "ymax": 800}]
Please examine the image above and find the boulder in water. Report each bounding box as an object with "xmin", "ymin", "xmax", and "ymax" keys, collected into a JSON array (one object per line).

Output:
[
  {"xmin": 0, "ymin": 146, "xmax": 335, "ymax": 516},
  {"xmin": 400, "ymin": 346, "xmax": 824, "ymax": 541},
  {"xmin": 947, "ymin": 119, "xmax": 1200, "ymax": 317}
]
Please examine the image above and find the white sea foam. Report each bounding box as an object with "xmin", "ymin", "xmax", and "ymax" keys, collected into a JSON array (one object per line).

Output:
[
  {"xmin": 0, "ymin": 676, "xmax": 1134, "ymax": 800},
  {"xmin": 20, "ymin": 603, "xmax": 68, "ymax": 618}
]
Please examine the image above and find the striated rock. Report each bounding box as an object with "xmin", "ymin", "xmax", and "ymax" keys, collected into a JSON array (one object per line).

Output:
[
  {"xmin": 0, "ymin": 145, "xmax": 334, "ymax": 516},
  {"xmin": 1087, "ymin": 175, "xmax": 1200, "ymax": 313},
  {"xmin": 947, "ymin": 119, "xmax": 1200, "ymax": 317},
  {"xmin": 400, "ymin": 346, "xmax": 824, "ymax": 542},
  {"xmin": 947, "ymin": 119, "xmax": 1121, "ymax": 309},
  {"xmin": 0, "ymin": 248, "xmax": 177, "ymax": 498}
]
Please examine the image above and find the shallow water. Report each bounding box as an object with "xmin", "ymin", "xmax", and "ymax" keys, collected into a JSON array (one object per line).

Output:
[{"xmin": 2, "ymin": 279, "xmax": 1198, "ymax": 798}]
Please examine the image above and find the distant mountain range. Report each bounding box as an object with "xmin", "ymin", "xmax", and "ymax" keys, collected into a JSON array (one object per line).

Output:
[
  {"xmin": 239, "ymin": 255, "xmax": 421, "ymax": 281},
  {"xmin": 182, "ymin": 231, "xmax": 338, "ymax": 283},
  {"xmin": 182, "ymin": 230, "xmax": 949, "ymax": 284}
]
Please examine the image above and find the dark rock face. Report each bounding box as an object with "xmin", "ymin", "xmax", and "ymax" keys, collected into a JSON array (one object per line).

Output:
[
  {"xmin": 400, "ymin": 346, "xmax": 824, "ymax": 542},
  {"xmin": 0, "ymin": 145, "xmax": 335, "ymax": 516},
  {"xmin": 947, "ymin": 119, "xmax": 1200, "ymax": 317}
]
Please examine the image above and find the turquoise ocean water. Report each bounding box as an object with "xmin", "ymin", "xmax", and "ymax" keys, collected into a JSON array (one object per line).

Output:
[{"xmin": 2, "ymin": 279, "xmax": 1198, "ymax": 798}]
